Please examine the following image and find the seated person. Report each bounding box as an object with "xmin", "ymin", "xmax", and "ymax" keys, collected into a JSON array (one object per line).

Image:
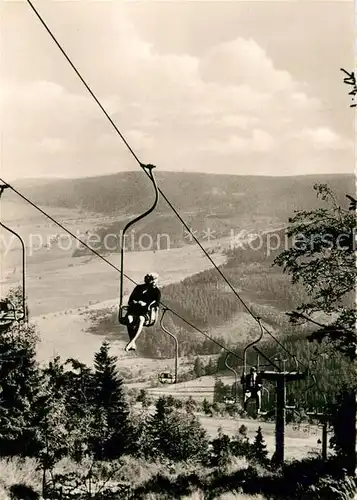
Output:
[
  {"xmin": 125, "ymin": 272, "xmax": 161, "ymax": 352},
  {"xmin": 241, "ymin": 367, "xmax": 263, "ymax": 411}
]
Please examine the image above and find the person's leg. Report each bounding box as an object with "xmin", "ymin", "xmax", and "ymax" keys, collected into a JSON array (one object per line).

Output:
[
  {"xmin": 125, "ymin": 315, "xmax": 138, "ymax": 351},
  {"xmin": 127, "ymin": 316, "xmax": 145, "ymax": 349},
  {"xmin": 124, "ymin": 305, "xmax": 138, "ymax": 337},
  {"xmin": 128, "ymin": 313, "xmax": 139, "ymax": 337},
  {"xmin": 126, "ymin": 320, "xmax": 136, "ymax": 342},
  {"xmin": 256, "ymin": 390, "xmax": 262, "ymax": 412},
  {"xmin": 243, "ymin": 391, "xmax": 251, "ymax": 411}
]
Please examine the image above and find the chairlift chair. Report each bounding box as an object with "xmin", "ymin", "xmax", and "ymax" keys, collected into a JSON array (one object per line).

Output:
[
  {"xmin": 158, "ymin": 372, "xmax": 175, "ymax": 384},
  {"xmin": 241, "ymin": 317, "xmax": 267, "ymax": 414},
  {"xmin": 118, "ymin": 164, "xmax": 159, "ymax": 327},
  {"xmin": 118, "ymin": 304, "xmax": 158, "ymax": 327},
  {"xmin": 0, "ymin": 299, "xmax": 17, "ymax": 332},
  {"xmin": 0, "ymin": 185, "xmax": 27, "ymax": 331},
  {"xmin": 157, "ymin": 308, "xmax": 179, "ymax": 384}
]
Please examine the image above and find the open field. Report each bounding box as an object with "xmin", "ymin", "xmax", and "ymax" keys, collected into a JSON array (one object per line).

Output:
[
  {"xmin": 7, "ymin": 243, "xmax": 226, "ymax": 317},
  {"xmin": 1, "ymin": 199, "xmax": 229, "ymax": 315},
  {"xmin": 2, "ymin": 200, "xmax": 266, "ymax": 367},
  {"xmin": 135, "ymin": 373, "xmax": 327, "ymax": 462},
  {"xmin": 132, "ymin": 400, "xmax": 323, "ymax": 461},
  {"xmin": 147, "ymin": 375, "xmax": 220, "ymax": 401},
  {"xmin": 29, "ymin": 240, "xmax": 226, "ymax": 364},
  {"xmin": 134, "ymin": 374, "xmax": 325, "ymax": 461},
  {"xmin": 198, "ymin": 414, "xmax": 322, "ymax": 461},
  {"xmin": 2, "ymin": 226, "xmax": 228, "ymax": 365}
]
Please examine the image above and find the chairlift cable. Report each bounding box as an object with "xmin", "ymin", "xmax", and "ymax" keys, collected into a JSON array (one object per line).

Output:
[
  {"xmin": 0, "ymin": 179, "xmax": 244, "ymax": 362},
  {"xmin": 23, "ymin": 0, "xmax": 306, "ymax": 370}
]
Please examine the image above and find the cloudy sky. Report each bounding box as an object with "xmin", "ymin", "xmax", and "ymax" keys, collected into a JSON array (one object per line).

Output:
[{"xmin": 0, "ymin": 0, "xmax": 354, "ymax": 180}]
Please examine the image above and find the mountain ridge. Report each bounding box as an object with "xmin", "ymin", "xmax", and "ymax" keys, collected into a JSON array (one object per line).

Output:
[{"xmin": 11, "ymin": 172, "xmax": 354, "ymax": 218}]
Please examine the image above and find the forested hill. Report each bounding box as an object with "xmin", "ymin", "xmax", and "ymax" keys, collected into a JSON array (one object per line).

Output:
[{"xmin": 13, "ymin": 172, "xmax": 353, "ymax": 219}]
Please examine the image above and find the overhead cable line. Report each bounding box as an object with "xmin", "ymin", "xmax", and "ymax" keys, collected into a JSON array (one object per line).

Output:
[
  {"xmin": 24, "ymin": 0, "xmax": 304, "ymax": 370},
  {"xmin": 0, "ymin": 179, "xmax": 244, "ymax": 362},
  {"xmin": 0, "ymin": 178, "xmax": 133, "ymax": 280}
]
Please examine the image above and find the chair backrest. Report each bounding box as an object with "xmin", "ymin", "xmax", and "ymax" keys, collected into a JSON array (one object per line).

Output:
[
  {"xmin": 0, "ymin": 303, "xmax": 16, "ymax": 331},
  {"xmin": 118, "ymin": 305, "xmax": 129, "ymax": 325},
  {"xmin": 118, "ymin": 304, "xmax": 158, "ymax": 327},
  {"xmin": 0, "ymin": 301, "xmax": 10, "ymax": 313}
]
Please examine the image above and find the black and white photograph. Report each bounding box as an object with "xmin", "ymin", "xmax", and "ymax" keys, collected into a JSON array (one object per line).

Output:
[{"xmin": 0, "ymin": 0, "xmax": 355, "ymax": 498}]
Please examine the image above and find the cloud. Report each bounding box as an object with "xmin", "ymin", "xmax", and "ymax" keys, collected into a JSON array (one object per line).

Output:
[
  {"xmin": 203, "ymin": 129, "xmax": 275, "ymax": 154},
  {"xmin": 1, "ymin": 80, "xmax": 95, "ymax": 140},
  {"xmin": 199, "ymin": 38, "xmax": 294, "ymax": 93},
  {"xmin": 0, "ymin": 4, "xmax": 352, "ymax": 178},
  {"xmin": 294, "ymin": 127, "xmax": 353, "ymax": 150},
  {"xmin": 219, "ymin": 115, "xmax": 261, "ymax": 129},
  {"xmin": 97, "ymin": 130, "xmax": 154, "ymax": 152},
  {"xmin": 290, "ymin": 92, "xmax": 321, "ymax": 110},
  {"xmin": 2, "ymin": 80, "xmax": 92, "ymax": 114},
  {"xmin": 35, "ymin": 137, "xmax": 67, "ymax": 153}
]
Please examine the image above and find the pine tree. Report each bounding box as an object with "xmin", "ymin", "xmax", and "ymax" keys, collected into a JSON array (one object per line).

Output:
[
  {"xmin": 63, "ymin": 358, "xmax": 95, "ymax": 463},
  {"xmin": 204, "ymin": 358, "xmax": 216, "ymax": 376},
  {"xmin": 137, "ymin": 389, "xmax": 147, "ymax": 404},
  {"xmin": 0, "ymin": 320, "xmax": 41, "ymax": 457},
  {"xmin": 239, "ymin": 424, "xmax": 248, "ymax": 438},
  {"xmin": 33, "ymin": 359, "xmax": 71, "ymax": 495},
  {"xmin": 202, "ymin": 398, "xmax": 212, "ymax": 415},
  {"xmin": 185, "ymin": 396, "xmax": 196, "ymax": 414},
  {"xmin": 137, "ymin": 389, "xmax": 151, "ymax": 409},
  {"xmin": 145, "ymin": 396, "xmax": 208, "ymax": 462},
  {"xmin": 142, "ymin": 397, "xmax": 172, "ymax": 459},
  {"xmin": 250, "ymin": 426, "xmax": 268, "ymax": 465},
  {"xmin": 91, "ymin": 341, "xmax": 133, "ymax": 459},
  {"xmin": 213, "ymin": 378, "xmax": 229, "ymax": 403},
  {"xmin": 193, "ymin": 357, "xmax": 204, "ymax": 378},
  {"xmin": 210, "ymin": 430, "xmax": 231, "ymax": 468}
]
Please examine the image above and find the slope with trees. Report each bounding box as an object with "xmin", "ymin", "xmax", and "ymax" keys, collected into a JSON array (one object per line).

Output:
[{"xmin": 273, "ymin": 183, "xmax": 356, "ymax": 474}]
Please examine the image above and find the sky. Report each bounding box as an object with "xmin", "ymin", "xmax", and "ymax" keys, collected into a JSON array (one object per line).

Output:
[{"xmin": 0, "ymin": 0, "xmax": 355, "ymax": 180}]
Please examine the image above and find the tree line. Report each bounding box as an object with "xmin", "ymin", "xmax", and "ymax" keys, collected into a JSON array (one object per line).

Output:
[{"xmin": 0, "ymin": 304, "xmax": 292, "ymax": 499}]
